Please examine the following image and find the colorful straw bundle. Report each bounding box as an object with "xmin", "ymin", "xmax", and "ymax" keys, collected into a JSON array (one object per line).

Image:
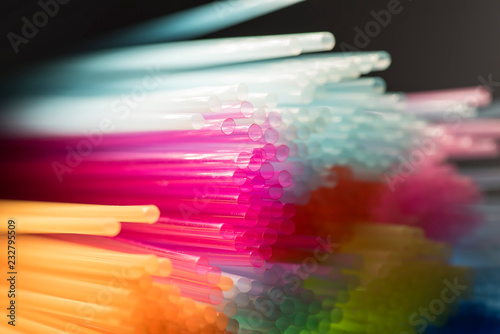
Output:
[{"xmin": 0, "ymin": 1, "xmax": 499, "ymax": 333}]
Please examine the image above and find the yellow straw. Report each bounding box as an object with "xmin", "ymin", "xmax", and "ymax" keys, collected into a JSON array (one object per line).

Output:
[
  {"xmin": 0, "ymin": 200, "xmax": 160, "ymax": 224},
  {"xmin": 21, "ymin": 310, "xmax": 107, "ymax": 334},
  {"xmin": 0, "ymin": 215, "xmax": 121, "ymax": 236},
  {"xmin": 20, "ymin": 270, "xmax": 140, "ymax": 307},
  {"xmin": 17, "ymin": 236, "xmax": 163, "ymax": 279}
]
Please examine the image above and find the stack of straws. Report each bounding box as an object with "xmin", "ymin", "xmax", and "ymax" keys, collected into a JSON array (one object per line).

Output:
[{"xmin": 1, "ymin": 1, "xmax": 500, "ymax": 333}]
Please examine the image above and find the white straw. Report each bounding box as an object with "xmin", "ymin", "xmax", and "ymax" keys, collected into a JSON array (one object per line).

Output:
[
  {"xmin": 94, "ymin": 0, "xmax": 306, "ymax": 47},
  {"xmin": 46, "ymin": 34, "xmax": 306, "ymax": 72}
]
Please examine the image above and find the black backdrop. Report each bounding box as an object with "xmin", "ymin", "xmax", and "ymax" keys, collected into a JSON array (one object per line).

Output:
[{"xmin": 1, "ymin": 0, "xmax": 500, "ymax": 96}]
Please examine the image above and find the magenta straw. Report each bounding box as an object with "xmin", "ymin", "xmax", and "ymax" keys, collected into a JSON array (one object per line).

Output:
[
  {"xmin": 154, "ymin": 276, "xmax": 224, "ymax": 305},
  {"xmin": 177, "ymin": 248, "xmax": 266, "ymax": 268},
  {"xmin": 122, "ymin": 220, "xmax": 235, "ymax": 239},
  {"xmin": 234, "ymin": 228, "xmax": 258, "ymax": 245},
  {"xmin": 254, "ymin": 227, "xmax": 279, "ymax": 245},
  {"xmin": 119, "ymin": 228, "xmax": 249, "ymax": 251}
]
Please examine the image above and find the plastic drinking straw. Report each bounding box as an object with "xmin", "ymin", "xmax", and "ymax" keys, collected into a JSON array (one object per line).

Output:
[
  {"xmin": 266, "ymin": 218, "xmax": 295, "ymax": 236},
  {"xmin": 4, "ymin": 242, "xmax": 201, "ymax": 334},
  {"xmin": 215, "ymin": 59, "xmax": 338, "ymax": 86},
  {"xmin": 234, "ymin": 55, "xmax": 358, "ymax": 83},
  {"xmin": 19, "ymin": 236, "xmax": 171, "ymax": 274},
  {"xmin": 6, "ymin": 110, "xmax": 205, "ymax": 136},
  {"xmin": 18, "ymin": 179, "xmax": 266, "ymax": 205},
  {"xmin": 296, "ymin": 51, "xmax": 391, "ymax": 73},
  {"xmin": 220, "ymin": 272, "xmax": 253, "ymax": 294},
  {"xmin": 0, "ymin": 123, "xmax": 261, "ymax": 155},
  {"xmin": 0, "ymin": 200, "xmax": 160, "ymax": 224},
  {"xmin": 38, "ymin": 34, "xmax": 306, "ymax": 73},
  {"xmin": 15, "ymin": 310, "xmax": 106, "ymax": 334},
  {"xmin": 1, "ymin": 160, "xmax": 270, "ymax": 190},
  {"xmin": 17, "ymin": 31, "xmax": 339, "ymax": 95},
  {"xmin": 406, "ymin": 86, "xmax": 492, "ymax": 108},
  {"xmin": 140, "ymin": 233, "xmax": 249, "ymax": 252},
  {"xmin": 0, "ymin": 215, "xmax": 121, "ymax": 236},
  {"xmin": 442, "ymin": 119, "xmax": 500, "ymax": 138},
  {"xmin": 4, "ymin": 147, "xmax": 263, "ymax": 169},
  {"xmin": 253, "ymin": 227, "xmax": 278, "ymax": 245},
  {"xmin": 3, "ymin": 18, "xmax": 497, "ymax": 334},
  {"xmin": 56, "ymin": 267, "xmax": 153, "ymax": 293},
  {"xmin": 207, "ymin": 101, "xmax": 255, "ymax": 119},
  {"xmin": 0, "ymin": 181, "xmax": 265, "ymax": 220},
  {"xmin": 0, "ymin": 315, "xmax": 100, "ymax": 334},
  {"xmin": 404, "ymin": 99, "xmax": 478, "ymax": 119},
  {"xmin": 155, "ymin": 276, "xmax": 223, "ymax": 305},
  {"xmin": 166, "ymin": 84, "xmax": 249, "ymax": 103},
  {"xmin": 0, "ymin": 289, "xmax": 131, "ymax": 326},
  {"xmin": 330, "ymin": 51, "xmax": 392, "ymax": 72},
  {"xmin": 19, "ymin": 247, "xmax": 163, "ymax": 279},
  {"xmin": 218, "ymin": 275, "xmax": 235, "ymax": 292},
  {"xmin": 323, "ymin": 77, "xmax": 386, "ymax": 94},
  {"xmin": 187, "ymin": 249, "xmax": 265, "ymax": 268},
  {"xmin": 0, "ymin": 321, "xmax": 20, "ymax": 334},
  {"xmin": 119, "ymin": 220, "xmax": 245, "ymax": 247},
  {"xmin": 138, "ymin": 70, "xmax": 312, "ymax": 93},
  {"xmin": 80, "ymin": 150, "xmax": 255, "ymax": 164},
  {"xmin": 123, "ymin": 219, "xmax": 236, "ymax": 240},
  {"xmin": 19, "ymin": 270, "xmax": 140, "ymax": 306},
  {"xmin": 247, "ymin": 93, "xmax": 279, "ymax": 108},
  {"xmin": 92, "ymin": 0, "xmax": 306, "ymax": 47},
  {"xmin": 7, "ymin": 95, "xmax": 221, "ymax": 129},
  {"xmin": 37, "ymin": 83, "xmax": 247, "ymax": 104},
  {"xmin": 62, "ymin": 235, "xmax": 213, "ymax": 276},
  {"xmin": 442, "ymin": 136, "xmax": 499, "ymax": 158}
]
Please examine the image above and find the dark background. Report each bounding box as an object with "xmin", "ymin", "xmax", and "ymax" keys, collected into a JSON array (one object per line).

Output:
[{"xmin": 1, "ymin": 0, "xmax": 499, "ymax": 96}]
